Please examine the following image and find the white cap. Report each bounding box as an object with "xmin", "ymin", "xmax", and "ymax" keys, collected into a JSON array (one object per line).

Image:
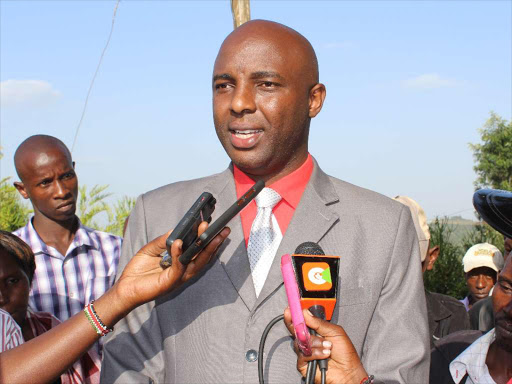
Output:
[
  {"xmin": 394, "ymin": 196, "xmax": 430, "ymax": 261},
  {"xmin": 462, "ymin": 243, "xmax": 504, "ymax": 273}
]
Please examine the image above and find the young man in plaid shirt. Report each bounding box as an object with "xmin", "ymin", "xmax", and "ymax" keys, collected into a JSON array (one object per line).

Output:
[{"xmin": 12, "ymin": 135, "xmax": 122, "ymax": 368}]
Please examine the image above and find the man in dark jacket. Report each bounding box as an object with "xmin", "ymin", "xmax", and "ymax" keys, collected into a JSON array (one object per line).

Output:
[
  {"xmin": 426, "ymin": 291, "xmax": 471, "ymax": 345},
  {"xmin": 394, "ymin": 196, "xmax": 470, "ymax": 347}
]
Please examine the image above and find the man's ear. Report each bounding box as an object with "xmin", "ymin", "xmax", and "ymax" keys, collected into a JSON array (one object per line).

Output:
[
  {"xmin": 426, "ymin": 246, "xmax": 440, "ymax": 271},
  {"xmin": 13, "ymin": 181, "xmax": 29, "ymax": 199},
  {"xmin": 308, "ymin": 83, "xmax": 326, "ymax": 118}
]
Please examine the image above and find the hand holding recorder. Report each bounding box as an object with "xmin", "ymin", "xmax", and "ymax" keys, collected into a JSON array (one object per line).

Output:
[{"xmin": 161, "ymin": 180, "xmax": 264, "ymax": 267}]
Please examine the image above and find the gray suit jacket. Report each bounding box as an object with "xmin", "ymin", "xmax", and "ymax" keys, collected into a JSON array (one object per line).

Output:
[{"xmin": 101, "ymin": 160, "xmax": 429, "ymax": 383}]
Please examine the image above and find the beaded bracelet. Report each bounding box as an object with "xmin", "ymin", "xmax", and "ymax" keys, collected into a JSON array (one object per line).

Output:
[
  {"xmin": 84, "ymin": 301, "xmax": 113, "ymax": 337},
  {"xmin": 360, "ymin": 375, "xmax": 375, "ymax": 384}
]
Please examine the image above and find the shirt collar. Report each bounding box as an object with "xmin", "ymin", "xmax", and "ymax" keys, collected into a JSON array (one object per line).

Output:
[
  {"xmin": 425, "ymin": 291, "xmax": 452, "ymax": 322},
  {"xmin": 449, "ymin": 328, "xmax": 496, "ymax": 384},
  {"xmin": 26, "ymin": 217, "xmax": 99, "ymax": 257},
  {"xmin": 232, "ymin": 154, "xmax": 313, "ymax": 208}
]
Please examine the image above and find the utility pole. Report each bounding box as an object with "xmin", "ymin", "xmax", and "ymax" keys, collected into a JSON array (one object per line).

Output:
[{"xmin": 230, "ymin": 0, "xmax": 250, "ymax": 29}]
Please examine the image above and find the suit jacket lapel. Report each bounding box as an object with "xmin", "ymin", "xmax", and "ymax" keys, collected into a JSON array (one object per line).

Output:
[
  {"xmin": 255, "ymin": 160, "xmax": 340, "ymax": 309},
  {"xmin": 204, "ymin": 167, "xmax": 257, "ymax": 311}
]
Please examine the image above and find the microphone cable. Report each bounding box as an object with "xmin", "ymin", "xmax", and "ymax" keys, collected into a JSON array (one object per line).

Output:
[
  {"xmin": 257, "ymin": 313, "xmax": 327, "ymax": 384},
  {"xmin": 258, "ymin": 314, "xmax": 285, "ymax": 384},
  {"xmin": 305, "ymin": 305, "xmax": 328, "ymax": 384}
]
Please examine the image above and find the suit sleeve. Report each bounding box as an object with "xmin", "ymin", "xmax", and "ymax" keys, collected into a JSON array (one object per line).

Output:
[
  {"xmin": 362, "ymin": 206, "xmax": 430, "ymax": 383},
  {"xmin": 100, "ymin": 194, "xmax": 166, "ymax": 384}
]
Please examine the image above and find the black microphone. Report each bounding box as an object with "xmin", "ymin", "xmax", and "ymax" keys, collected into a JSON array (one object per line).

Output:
[
  {"xmin": 291, "ymin": 242, "xmax": 340, "ymax": 381},
  {"xmin": 291, "ymin": 242, "xmax": 340, "ymax": 321}
]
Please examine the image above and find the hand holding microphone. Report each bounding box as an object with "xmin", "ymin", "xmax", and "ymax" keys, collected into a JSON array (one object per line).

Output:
[
  {"xmin": 284, "ymin": 308, "xmax": 368, "ymax": 384},
  {"xmin": 281, "ymin": 242, "xmax": 370, "ymax": 384}
]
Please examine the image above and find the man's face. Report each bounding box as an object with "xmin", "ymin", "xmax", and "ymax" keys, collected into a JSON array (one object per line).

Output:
[
  {"xmin": 465, "ymin": 266, "xmax": 497, "ymax": 302},
  {"xmin": 504, "ymin": 237, "xmax": 511, "ymax": 262},
  {"xmin": 15, "ymin": 148, "xmax": 78, "ymax": 223},
  {"xmin": 492, "ymin": 258, "xmax": 512, "ymax": 352},
  {"xmin": 0, "ymin": 249, "xmax": 30, "ymax": 326},
  {"xmin": 212, "ymin": 34, "xmax": 318, "ymax": 179}
]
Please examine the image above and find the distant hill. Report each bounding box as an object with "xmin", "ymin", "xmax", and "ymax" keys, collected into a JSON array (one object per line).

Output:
[{"xmin": 429, "ymin": 215, "xmax": 479, "ymax": 246}]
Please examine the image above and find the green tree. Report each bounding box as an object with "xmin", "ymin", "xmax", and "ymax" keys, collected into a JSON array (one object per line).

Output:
[
  {"xmin": 469, "ymin": 112, "xmax": 512, "ymax": 191},
  {"xmin": 424, "ymin": 217, "xmax": 467, "ymax": 299},
  {"xmin": 465, "ymin": 112, "xmax": 511, "ymax": 250},
  {"xmin": 0, "ymin": 177, "xmax": 31, "ymax": 231},
  {"xmin": 461, "ymin": 222, "xmax": 505, "ymax": 254},
  {"xmin": 104, "ymin": 196, "xmax": 136, "ymax": 236},
  {"xmin": 77, "ymin": 184, "xmax": 111, "ymax": 229}
]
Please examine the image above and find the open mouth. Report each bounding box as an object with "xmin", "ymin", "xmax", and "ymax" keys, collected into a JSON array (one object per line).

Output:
[
  {"xmin": 228, "ymin": 128, "xmax": 264, "ymax": 149},
  {"xmin": 231, "ymin": 129, "xmax": 263, "ymax": 138}
]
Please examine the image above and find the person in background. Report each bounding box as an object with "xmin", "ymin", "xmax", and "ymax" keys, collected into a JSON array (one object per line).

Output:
[
  {"xmin": 469, "ymin": 237, "xmax": 512, "ymax": 332},
  {"xmin": 460, "ymin": 243, "xmax": 504, "ymax": 311},
  {"xmin": 0, "ymin": 222, "xmax": 230, "ymax": 384},
  {"xmin": 0, "ymin": 308, "xmax": 23, "ymax": 352},
  {"xmin": 0, "ymin": 230, "xmax": 100, "ymax": 383},
  {"xmin": 430, "ymin": 254, "xmax": 512, "ymax": 384},
  {"xmin": 394, "ymin": 196, "xmax": 469, "ymax": 346},
  {"xmin": 12, "ymin": 135, "xmax": 122, "ymax": 364}
]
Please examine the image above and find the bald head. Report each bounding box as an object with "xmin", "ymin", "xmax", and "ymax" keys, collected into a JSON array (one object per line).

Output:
[
  {"xmin": 212, "ymin": 19, "xmax": 326, "ymax": 183},
  {"xmin": 14, "ymin": 135, "xmax": 71, "ymax": 182},
  {"xmin": 216, "ymin": 20, "xmax": 319, "ymax": 86}
]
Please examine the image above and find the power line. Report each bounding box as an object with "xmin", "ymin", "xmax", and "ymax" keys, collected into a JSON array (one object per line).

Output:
[{"xmin": 71, "ymin": 0, "xmax": 121, "ymax": 153}]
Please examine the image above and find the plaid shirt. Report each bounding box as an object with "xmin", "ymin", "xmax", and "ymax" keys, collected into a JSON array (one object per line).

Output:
[
  {"xmin": 26, "ymin": 308, "xmax": 101, "ymax": 384},
  {"xmin": 0, "ymin": 308, "xmax": 24, "ymax": 352},
  {"xmin": 449, "ymin": 328, "xmax": 497, "ymax": 384},
  {"xmin": 13, "ymin": 217, "xmax": 121, "ymax": 359}
]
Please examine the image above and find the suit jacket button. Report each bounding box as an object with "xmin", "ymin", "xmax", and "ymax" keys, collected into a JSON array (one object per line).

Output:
[{"xmin": 245, "ymin": 349, "xmax": 258, "ymax": 362}]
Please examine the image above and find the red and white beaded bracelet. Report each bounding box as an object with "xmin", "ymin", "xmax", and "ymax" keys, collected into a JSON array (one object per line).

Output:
[{"xmin": 84, "ymin": 301, "xmax": 113, "ymax": 337}]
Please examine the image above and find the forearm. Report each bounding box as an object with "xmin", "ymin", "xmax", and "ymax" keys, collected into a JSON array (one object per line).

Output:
[{"xmin": 0, "ymin": 288, "xmax": 128, "ymax": 384}]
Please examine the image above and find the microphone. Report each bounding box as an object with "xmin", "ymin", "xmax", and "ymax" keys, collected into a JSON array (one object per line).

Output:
[
  {"xmin": 281, "ymin": 242, "xmax": 340, "ymax": 384},
  {"xmin": 292, "ymin": 242, "xmax": 340, "ymax": 321}
]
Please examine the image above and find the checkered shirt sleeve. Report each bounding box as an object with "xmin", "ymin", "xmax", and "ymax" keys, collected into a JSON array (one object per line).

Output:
[{"xmin": 0, "ymin": 309, "xmax": 24, "ymax": 352}]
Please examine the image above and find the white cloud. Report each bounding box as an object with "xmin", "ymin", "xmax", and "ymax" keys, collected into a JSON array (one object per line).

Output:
[
  {"xmin": 0, "ymin": 79, "xmax": 61, "ymax": 107},
  {"xmin": 402, "ymin": 73, "xmax": 461, "ymax": 90}
]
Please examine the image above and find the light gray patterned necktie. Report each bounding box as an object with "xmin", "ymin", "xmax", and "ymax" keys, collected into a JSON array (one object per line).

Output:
[{"xmin": 247, "ymin": 187, "xmax": 283, "ymax": 297}]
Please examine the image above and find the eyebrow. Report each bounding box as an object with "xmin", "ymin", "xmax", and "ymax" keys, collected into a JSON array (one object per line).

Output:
[
  {"xmin": 212, "ymin": 73, "xmax": 234, "ymax": 83},
  {"xmin": 250, "ymin": 71, "xmax": 285, "ymax": 81},
  {"xmin": 212, "ymin": 71, "xmax": 285, "ymax": 83},
  {"xmin": 498, "ymin": 275, "xmax": 512, "ymax": 285}
]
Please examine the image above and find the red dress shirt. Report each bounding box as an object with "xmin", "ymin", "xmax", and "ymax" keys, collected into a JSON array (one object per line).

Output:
[{"xmin": 233, "ymin": 154, "xmax": 314, "ymax": 246}]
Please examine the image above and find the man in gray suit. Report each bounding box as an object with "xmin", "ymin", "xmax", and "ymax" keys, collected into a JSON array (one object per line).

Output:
[{"xmin": 101, "ymin": 20, "xmax": 429, "ymax": 383}]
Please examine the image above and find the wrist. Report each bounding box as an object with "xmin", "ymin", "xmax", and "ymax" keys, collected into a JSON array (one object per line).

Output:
[
  {"xmin": 92, "ymin": 285, "xmax": 132, "ymax": 328},
  {"xmin": 344, "ymin": 364, "xmax": 368, "ymax": 384}
]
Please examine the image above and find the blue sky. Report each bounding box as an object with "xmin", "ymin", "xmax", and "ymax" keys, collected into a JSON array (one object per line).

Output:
[{"xmin": 1, "ymin": 0, "xmax": 511, "ymax": 221}]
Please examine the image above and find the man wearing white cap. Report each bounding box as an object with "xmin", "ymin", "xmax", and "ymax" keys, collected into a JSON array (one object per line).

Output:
[
  {"xmin": 460, "ymin": 243, "xmax": 504, "ymax": 311},
  {"xmin": 394, "ymin": 196, "xmax": 470, "ymax": 346}
]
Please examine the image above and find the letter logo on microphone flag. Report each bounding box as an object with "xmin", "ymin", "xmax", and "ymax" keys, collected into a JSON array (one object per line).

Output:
[{"xmin": 302, "ymin": 262, "xmax": 332, "ymax": 291}]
